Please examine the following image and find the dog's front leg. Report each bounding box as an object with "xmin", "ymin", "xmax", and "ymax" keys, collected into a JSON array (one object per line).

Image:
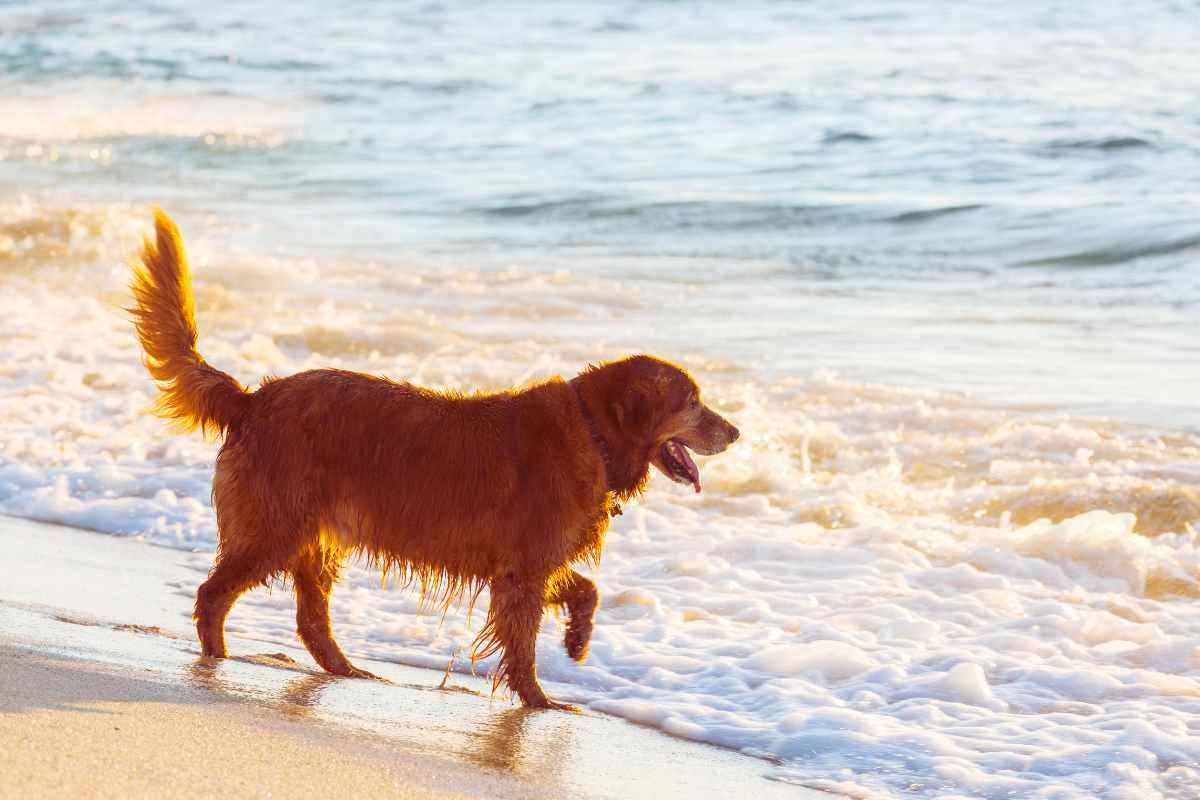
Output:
[
  {"xmin": 548, "ymin": 569, "xmax": 598, "ymax": 662},
  {"xmin": 483, "ymin": 574, "xmax": 576, "ymax": 711}
]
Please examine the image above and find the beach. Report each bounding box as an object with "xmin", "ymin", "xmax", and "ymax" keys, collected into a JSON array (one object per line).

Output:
[
  {"xmin": 0, "ymin": 516, "xmax": 818, "ymax": 800},
  {"xmin": 2, "ymin": 2, "xmax": 1199, "ymax": 797}
]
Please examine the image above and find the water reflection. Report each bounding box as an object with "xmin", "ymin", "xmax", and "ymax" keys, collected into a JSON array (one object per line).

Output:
[
  {"xmin": 182, "ymin": 655, "xmax": 335, "ymax": 719},
  {"xmin": 170, "ymin": 650, "xmax": 783, "ymax": 800},
  {"xmin": 279, "ymin": 674, "xmax": 337, "ymax": 718}
]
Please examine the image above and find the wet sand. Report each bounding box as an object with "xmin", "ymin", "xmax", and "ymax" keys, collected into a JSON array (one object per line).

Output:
[
  {"xmin": 0, "ymin": 640, "xmax": 520, "ymax": 799},
  {"xmin": 0, "ymin": 516, "xmax": 822, "ymax": 799}
]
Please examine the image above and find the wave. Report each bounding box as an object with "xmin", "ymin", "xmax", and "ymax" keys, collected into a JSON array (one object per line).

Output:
[
  {"xmin": 354, "ymin": 77, "xmax": 495, "ymax": 95},
  {"xmin": 476, "ymin": 195, "xmax": 1002, "ymax": 239},
  {"xmin": 473, "ymin": 195, "xmax": 611, "ymax": 219},
  {"xmin": 1042, "ymin": 136, "xmax": 1155, "ymax": 152},
  {"xmin": 0, "ymin": 200, "xmax": 144, "ymax": 272},
  {"xmin": 822, "ymin": 130, "xmax": 876, "ymax": 144},
  {"xmin": 1016, "ymin": 232, "xmax": 1200, "ymax": 268},
  {"xmin": 886, "ymin": 203, "xmax": 986, "ymax": 224},
  {"xmin": 473, "ymin": 196, "xmax": 857, "ymax": 231}
]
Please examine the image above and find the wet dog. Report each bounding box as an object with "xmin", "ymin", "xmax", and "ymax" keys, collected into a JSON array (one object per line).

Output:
[{"xmin": 130, "ymin": 210, "xmax": 739, "ymax": 708}]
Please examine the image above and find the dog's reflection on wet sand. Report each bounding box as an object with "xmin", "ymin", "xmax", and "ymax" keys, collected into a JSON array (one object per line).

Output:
[{"xmin": 182, "ymin": 654, "xmax": 575, "ymax": 784}]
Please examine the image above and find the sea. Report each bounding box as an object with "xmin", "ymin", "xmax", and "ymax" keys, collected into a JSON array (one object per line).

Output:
[{"xmin": 1, "ymin": 2, "xmax": 1199, "ymax": 797}]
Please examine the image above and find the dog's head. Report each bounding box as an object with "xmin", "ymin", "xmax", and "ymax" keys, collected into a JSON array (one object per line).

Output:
[{"xmin": 603, "ymin": 355, "xmax": 739, "ymax": 494}]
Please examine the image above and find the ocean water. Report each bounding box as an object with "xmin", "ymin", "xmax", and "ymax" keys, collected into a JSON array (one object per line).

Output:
[{"xmin": 2, "ymin": 2, "xmax": 1199, "ymax": 797}]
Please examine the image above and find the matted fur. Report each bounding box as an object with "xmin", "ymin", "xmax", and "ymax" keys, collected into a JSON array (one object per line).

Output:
[{"xmin": 130, "ymin": 210, "xmax": 739, "ymax": 708}]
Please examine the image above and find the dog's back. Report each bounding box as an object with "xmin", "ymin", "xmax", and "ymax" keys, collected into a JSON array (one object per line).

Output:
[{"xmin": 213, "ymin": 367, "xmax": 607, "ymax": 590}]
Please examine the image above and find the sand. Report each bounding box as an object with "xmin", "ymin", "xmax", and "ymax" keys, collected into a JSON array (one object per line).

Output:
[
  {"xmin": 0, "ymin": 643, "xmax": 512, "ymax": 799},
  {"xmin": 0, "ymin": 517, "xmax": 819, "ymax": 799}
]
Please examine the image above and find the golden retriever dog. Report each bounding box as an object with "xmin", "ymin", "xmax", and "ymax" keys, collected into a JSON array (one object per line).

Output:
[{"xmin": 130, "ymin": 211, "xmax": 739, "ymax": 709}]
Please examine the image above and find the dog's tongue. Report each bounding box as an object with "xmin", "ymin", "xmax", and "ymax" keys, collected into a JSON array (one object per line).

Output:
[{"xmin": 674, "ymin": 441, "xmax": 701, "ymax": 494}]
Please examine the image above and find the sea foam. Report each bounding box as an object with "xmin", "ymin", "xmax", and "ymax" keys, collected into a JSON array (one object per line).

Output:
[{"xmin": 1, "ymin": 203, "xmax": 1199, "ymax": 798}]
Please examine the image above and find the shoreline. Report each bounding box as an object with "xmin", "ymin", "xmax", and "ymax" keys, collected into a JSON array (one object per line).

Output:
[{"xmin": 0, "ymin": 516, "xmax": 824, "ymax": 799}]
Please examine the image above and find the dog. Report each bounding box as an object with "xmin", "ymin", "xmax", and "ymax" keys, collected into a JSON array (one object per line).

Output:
[{"xmin": 130, "ymin": 210, "xmax": 739, "ymax": 709}]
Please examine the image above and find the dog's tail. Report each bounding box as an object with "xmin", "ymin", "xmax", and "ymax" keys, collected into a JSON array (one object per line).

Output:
[{"xmin": 130, "ymin": 209, "xmax": 250, "ymax": 436}]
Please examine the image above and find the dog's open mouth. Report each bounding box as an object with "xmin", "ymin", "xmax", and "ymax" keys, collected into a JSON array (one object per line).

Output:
[{"xmin": 661, "ymin": 439, "xmax": 701, "ymax": 493}]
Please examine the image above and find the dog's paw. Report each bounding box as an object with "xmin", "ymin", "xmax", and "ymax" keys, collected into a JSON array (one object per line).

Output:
[
  {"xmin": 529, "ymin": 698, "xmax": 581, "ymax": 713},
  {"xmin": 564, "ymin": 621, "xmax": 592, "ymax": 663},
  {"xmin": 341, "ymin": 666, "xmax": 387, "ymax": 682}
]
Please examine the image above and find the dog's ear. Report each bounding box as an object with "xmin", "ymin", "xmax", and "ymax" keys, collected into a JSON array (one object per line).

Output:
[{"xmin": 612, "ymin": 384, "xmax": 649, "ymax": 433}]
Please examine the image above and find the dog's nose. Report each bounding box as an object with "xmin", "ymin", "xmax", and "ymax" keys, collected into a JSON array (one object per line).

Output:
[{"xmin": 729, "ymin": 425, "xmax": 740, "ymax": 443}]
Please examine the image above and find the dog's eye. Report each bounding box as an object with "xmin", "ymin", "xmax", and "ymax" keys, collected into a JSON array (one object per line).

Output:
[{"xmin": 689, "ymin": 396, "xmax": 700, "ymax": 409}]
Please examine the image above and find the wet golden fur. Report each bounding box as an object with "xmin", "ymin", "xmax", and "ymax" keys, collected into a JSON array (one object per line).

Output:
[{"xmin": 131, "ymin": 210, "xmax": 739, "ymax": 708}]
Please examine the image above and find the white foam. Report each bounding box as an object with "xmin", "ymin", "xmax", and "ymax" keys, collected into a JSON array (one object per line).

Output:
[
  {"xmin": 2, "ymin": 202, "xmax": 1200, "ymax": 798},
  {"xmin": 749, "ymin": 642, "xmax": 873, "ymax": 683}
]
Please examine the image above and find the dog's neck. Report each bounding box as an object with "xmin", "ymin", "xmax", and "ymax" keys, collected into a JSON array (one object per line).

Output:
[
  {"xmin": 569, "ymin": 375, "xmax": 646, "ymax": 505},
  {"xmin": 570, "ymin": 378, "xmax": 617, "ymax": 491}
]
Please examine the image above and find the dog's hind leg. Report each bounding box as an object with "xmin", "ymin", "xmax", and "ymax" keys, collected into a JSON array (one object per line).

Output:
[
  {"xmin": 195, "ymin": 509, "xmax": 309, "ymax": 658},
  {"xmin": 195, "ymin": 546, "xmax": 289, "ymax": 659},
  {"xmin": 547, "ymin": 569, "xmax": 598, "ymax": 663},
  {"xmin": 198, "ymin": 455, "xmax": 308, "ymax": 659},
  {"xmin": 291, "ymin": 549, "xmax": 379, "ymax": 680},
  {"xmin": 477, "ymin": 574, "xmax": 574, "ymax": 711}
]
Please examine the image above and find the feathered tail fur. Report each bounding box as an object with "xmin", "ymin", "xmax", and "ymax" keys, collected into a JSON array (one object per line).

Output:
[{"xmin": 130, "ymin": 210, "xmax": 249, "ymax": 435}]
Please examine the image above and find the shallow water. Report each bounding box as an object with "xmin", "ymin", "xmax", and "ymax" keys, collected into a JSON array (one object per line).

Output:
[
  {"xmin": 0, "ymin": 517, "xmax": 816, "ymax": 800},
  {"xmin": 1, "ymin": 2, "xmax": 1199, "ymax": 798}
]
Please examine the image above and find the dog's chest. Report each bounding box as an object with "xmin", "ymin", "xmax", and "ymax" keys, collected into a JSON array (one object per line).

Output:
[{"xmin": 564, "ymin": 500, "xmax": 614, "ymax": 566}]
